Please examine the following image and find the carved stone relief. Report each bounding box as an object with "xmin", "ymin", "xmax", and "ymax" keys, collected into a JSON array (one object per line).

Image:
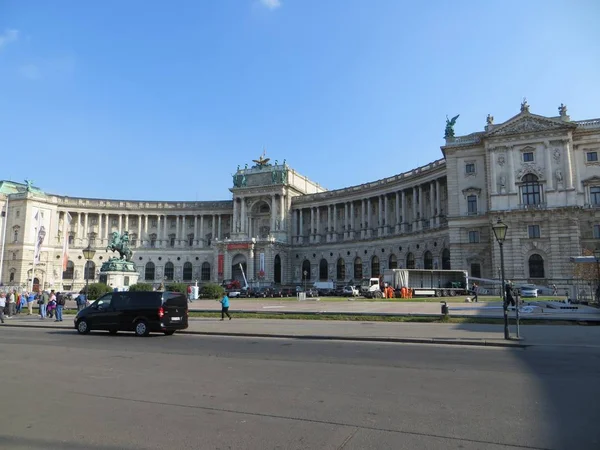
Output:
[
  {"xmin": 553, "ymin": 149, "xmax": 561, "ymax": 163},
  {"xmin": 515, "ymin": 164, "xmax": 544, "ymax": 180},
  {"xmin": 497, "ymin": 155, "xmax": 506, "ymax": 167},
  {"xmin": 498, "ymin": 175, "xmax": 507, "ymax": 194}
]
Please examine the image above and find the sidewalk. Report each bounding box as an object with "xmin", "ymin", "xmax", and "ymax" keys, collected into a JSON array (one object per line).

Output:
[{"xmin": 4, "ymin": 314, "xmax": 600, "ymax": 349}]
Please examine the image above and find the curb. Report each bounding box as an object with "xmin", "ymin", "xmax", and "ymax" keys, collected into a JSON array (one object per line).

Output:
[{"xmin": 1, "ymin": 323, "xmax": 528, "ymax": 348}]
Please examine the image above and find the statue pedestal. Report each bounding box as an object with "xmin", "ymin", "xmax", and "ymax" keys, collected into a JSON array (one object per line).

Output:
[{"xmin": 98, "ymin": 258, "xmax": 139, "ymax": 291}]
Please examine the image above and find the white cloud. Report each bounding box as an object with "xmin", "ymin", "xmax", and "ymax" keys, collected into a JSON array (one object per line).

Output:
[
  {"xmin": 259, "ymin": 0, "xmax": 281, "ymax": 9},
  {"xmin": 19, "ymin": 64, "xmax": 42, "ymax": 80},
  {"xmin": 0, "ymin": 29, "xmax": 19, "ymax": 49}
]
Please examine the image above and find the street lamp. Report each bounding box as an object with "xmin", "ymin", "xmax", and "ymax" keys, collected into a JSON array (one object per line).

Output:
[
  {"xmin": 83, "ymin": 244, "xmax": 96, "ymax": 300},
  {"xmin": 492, "ymin": 218, "xmax": 509, "ymax": 340},
  {"xmin": 594, "ymin": 248, "xmax": 600, "ymax": 303},
  {"xmin": 303, "ymin": 270, "xmax": 308, "ymax": 292}
]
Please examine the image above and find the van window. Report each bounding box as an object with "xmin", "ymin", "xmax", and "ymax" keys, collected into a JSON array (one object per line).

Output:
[
  {"xmin": 96, "ymin": 294, "xmax": 113, "ymax": 308},
  {"xmin": 128, "ymin": 292, "xmax": 161, "ymax": 308},
  {"xmin": 112, "ymin": 292, "xmax": 132, "ymax": 309},
  {"xmin": 163, "ymin": 293, "xmax": 187, "ymax": 308}
]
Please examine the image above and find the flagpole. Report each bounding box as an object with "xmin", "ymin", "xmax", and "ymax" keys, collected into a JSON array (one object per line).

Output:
[
  {"xmin": 30, "ymin": 209, "xmax": 40, "ymax": 292},
  {"xmin": 0, "ymin": 195, "xmax": 9, "ymax": 285}
]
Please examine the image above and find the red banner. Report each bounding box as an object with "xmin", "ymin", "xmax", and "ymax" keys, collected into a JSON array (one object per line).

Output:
[
  {"xmin": 227, "ymin": 243, "xmax": 250, "ymax": 250},
  {"xmin": 218, "ymin": 254, "xmax": 224, "ymax": 277}
]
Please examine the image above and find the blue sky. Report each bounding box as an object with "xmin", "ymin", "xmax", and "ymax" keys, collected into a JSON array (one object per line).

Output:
[{"xmin": 1, "ymin": 0, "xmax": 599, "ymax": 201}]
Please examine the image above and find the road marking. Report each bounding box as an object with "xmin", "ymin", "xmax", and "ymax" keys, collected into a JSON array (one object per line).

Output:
[{"xmin": 262, "ymin": 306, "xmax": 286, "ymax": 309}]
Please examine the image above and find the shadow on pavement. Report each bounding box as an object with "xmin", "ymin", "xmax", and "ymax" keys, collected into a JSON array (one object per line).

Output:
[{"xmin": 0, "ymin": 435, "xmax": 143, "ymax": 450}]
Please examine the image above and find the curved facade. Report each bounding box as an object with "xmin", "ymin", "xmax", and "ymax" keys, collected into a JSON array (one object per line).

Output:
[{"xmin": 1, "ymin": 103, "xmax": 599, "ymax": 291}]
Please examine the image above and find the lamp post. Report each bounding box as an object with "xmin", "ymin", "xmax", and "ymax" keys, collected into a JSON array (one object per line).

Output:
[
  {"xmin": 303, "ymin": 270, "xmax": 308, "ymax": 292},
  {"xmin": 492, "ymin": 218, "xmax": 509, "ymax": 340},
  {"xmin": 594, "ymin": 248, "xmax": 600, "ymax": 303},
  {"xmin": 82, "ymin": 244, "xmax": 96, "ymax": 300}
]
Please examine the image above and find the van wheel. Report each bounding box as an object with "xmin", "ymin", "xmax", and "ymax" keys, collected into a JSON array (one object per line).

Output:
[
  {"xmin": 134, "ymin": 320, "xmax": 150, "ymax": 337},
  {"xmin": 109, "ymin": 329, "xmax": 118, "ymax": 335},
  {"xmin": 164, "ymin": 330, "xmax": 175, "ymax": 336},
  {"xmin": 77, "ymin": 319, "xmax": 90, "ymax": 335}
]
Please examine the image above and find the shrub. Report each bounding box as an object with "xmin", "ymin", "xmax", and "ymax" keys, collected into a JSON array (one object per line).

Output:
[
  {"xmin": 201, "ymin": 283, "xmax": 225, "ymax": 299},
  {"xmin": 166, "ymin": 283, "xmax": 189, "ymax": 295},
  {"xmin": 85, "ymin": 283, "xmax": 113, "ymax": 300},
  {"xmin": 128, "ymin": 283, "xmax": 154, "ymax": 292}
]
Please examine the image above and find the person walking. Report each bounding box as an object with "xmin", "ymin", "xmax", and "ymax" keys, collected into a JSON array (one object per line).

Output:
[
  {"xmin": 218, "ymin": 293, "xmax": 232, "ymax": 321},
  {"xmin": 55, "ymin": 291, "xmax": 65, "ymax": 322},
  {"xmin": 505, "ymin": 281, "xmax": 515, "ymax": 308},
  {"xmin": 27, "ymin": 291, "xmax": 35, "ymax": 315},
  {"xmin": 552, "ymin": 284, "xmax": 558, "ymax": 296},
  {"xmin": 471, "ymin": 282, "xmax": 479, "ymax": 303},
  {"xmin": 76, "ymin": 293, "xmax": 87, "ymax": 311},
  {"xmin": 39, "ymin": 290, "xmax": 49, "ymax": 319},
  {"xmin": 0, "ymin": 292, "xmax": 6, "ymax": 324}
]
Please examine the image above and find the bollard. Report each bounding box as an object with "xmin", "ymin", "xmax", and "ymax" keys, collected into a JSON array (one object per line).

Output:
[{"xmin": 440, "ymin": 301, "xmax": 449, "ymax": 316}]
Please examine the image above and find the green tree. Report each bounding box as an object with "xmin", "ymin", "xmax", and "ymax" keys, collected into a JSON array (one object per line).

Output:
[
  {"xmin": 200, "ymin": 283, "xmax": 225, "ymax": 299},
  {"xmin": 128, "ymin": 283, "xmax": 154, "ymax": 292},
  {"xmin": 85, "ymin": 283, "xmax": 113, "ymax": 300},
  {"xmin": 166, "ymin": 282, "xmax": 188, "ymax": 295}
]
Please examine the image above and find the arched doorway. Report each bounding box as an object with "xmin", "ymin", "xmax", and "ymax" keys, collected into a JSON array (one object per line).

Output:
[
  {"xmin": 353, "ymin": 257, "xmax": 363, "ymax": 280},
  {"xmin": 164, "ymin": 262, "xmax": 174, "ymax": 281},
  {"xmin": 529, "ymin": 254, "xmax": 545, "ymax": 278},
  {"xmin": 33, "ymin": 277, "xmax": 40, "ymax": 292},
  {"xmin": 406, "ymin": 253, "xmax": 415, "ymax": 269},
  {"xmin": 424, "ymin": 251, "xmax": 433, "ymax": 270},
  {"xmin": 231, "ymin": 254, "xmax": 247, "ymax": 284},
  {"xmin": 371, "ymin": 256, "xmax": 380, "ymax": 277},
  {"xmin": 319, "ymin": 259, "xmax": 328, "ymax": 281},
  {"xmin": 442, "ymin": 248, "xmax": 451, "ymax": 270},
  {"xmin": 145, "ymin": 262, "xmax": 155, "ymax": 281},
  {"xmin": 336, "ymin": 258, "xmax": 345, "ymax": 281},
  {"xmin": 274, "ymin": 254, "xmax": 282, "ymax": 284},
  {"xmin": 301, "ymin": 260, "xmax": 311, "ymax": 281},
  {"xmin": 389, "ymin": 254, "xmax": 397, "ymax": 270}
]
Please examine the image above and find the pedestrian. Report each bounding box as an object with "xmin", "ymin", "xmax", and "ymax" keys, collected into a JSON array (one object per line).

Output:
[
  {"xmin": 76, "ymin": 293, "xmax": 87, "ymax": 311},
  {"xmin": 0, "ymin": 292, "xmax": 6, "ymax": 324},
  {"xmin": 471, "ymin": 282, "xmax": 479, "ymax": 303},
  {"xmin": 39, "ymin": 290, "xmax": 49, "ymax": 319},
  {"xmin": 27, "ymin": 291, "xmax": 35, "ymax": 315},
  {"xmin": 218, "ymin": 292, "xmax": 232, "ymax": 321},
  {"xmin": 552, "ymin": 284, "xmax": 558, "ymax": 296},
  {"xmin": 505, "ymin": 281, "xmax": 515, "ymax": 308},
  {"xmin": 55, "ymin": 291, "xmax": 65, "ymax": 322}
]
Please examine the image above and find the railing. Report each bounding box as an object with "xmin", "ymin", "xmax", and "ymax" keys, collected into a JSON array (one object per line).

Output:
[
  {"xmin": 444, "ymin": 136, "xmax": 481, "ymax": 147},
  {"xmin": 575, "ymin": 119, "xmax": 600, "ymax": 129},
  {"xmin": 517, "ymin": 203, "xmax": 547, "ymax": 210}
]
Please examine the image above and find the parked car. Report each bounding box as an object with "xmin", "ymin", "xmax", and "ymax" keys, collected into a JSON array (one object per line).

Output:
[
  {"xmin": 253, "ymin": 287, "xmax": 273, "ymax": 298},
  {"xmin": 342, "ymin": 286, "xmax": 360, "ymax": 297},
  {"xmin": 519, "ymin": 284, "xmax": 538, "ymax": 298},
  {"xmin": 333, "ymin": 286, "xmax": 345, "ymax": 297},
  {"xmin": 317, "ymin": 288, "xmax": 333, "ymax": 296},
  {"xmin": 74, "ymin": 291, "xmax": 188, "ymax": 337},
  {"xmin": 227, "ymin": 290, "xmax": 241, "ymax": 298},
  {"xmin": 270, "ymin": 286, "xmax": 283, "ymax": 297},
  {"xmin": 281, "ymin": 287, "xmax": 295, "ymax": 297}
]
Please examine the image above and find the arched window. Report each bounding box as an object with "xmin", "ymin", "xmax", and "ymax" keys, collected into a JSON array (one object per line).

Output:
[
  {"xmin": 371, "ymin": 256, "xmax": 380, "ymax": 277},
  {"xmin": 423, "ymin": 251, "xmax": 433, "ymax": 270},
  {"xmin": 145, "ymin": 262, "xmax": 155, "ymax": 281},
  {"xmin": 353, "ymin": 257, "xmax": 363, "ymax": 280},
  {"xmin": 274, "ymin": 255, "xmax": 281, "ymax": 284},
  {"xmin": 336, "ymin": 258, "xmax": 345, "ymax": 281},
  {"xmin": 201, "ymin": 262, "xmax": 211, "ymax": 281},
  {"xmin": 319, "ymin": 259, "xmax": 328, "ymax": 281},
  {"xmin": 85, "ymin": 261, "xmax": 96, "ymax": 280},
  {"xmin": 63, "ymin": 260, "xmax": 74, "ymax": 279},
  {"xmin": 183, "ymin": 262, "xmax": 193, "ymax": 281},
  {"xmin": 13, "ymin": 229, "xmax": 18, "ymax": 243},
  {"xmin": 406, "ymin": 253, "xmax": 415, "ymax": 269},
  {"xmin": 521, "ymin": 174, "xmax": 542, "ymax": 205},
  {"xmin": 389, "ymin": 254, "xmax": 397, "ymax": 270},
  {"xmin": 301, "ymin": 260, "xmax": 311, "ymax": 281},
  {"xmin": 9, "ymin": 271, "xmax": 15, "ymax": 282},
  {"xmin": 529, "ymin": 254, "xmax": 545, "ymax": 278},
  {"xmin": 442, "ymin": 248, "xmax": 451, "ymax": 270},
  {"xmin": 164, "ymin": 262, "xmax": 174, "ymax": 281}
]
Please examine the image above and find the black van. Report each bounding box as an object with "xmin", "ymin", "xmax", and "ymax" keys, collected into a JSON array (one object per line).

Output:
[{"xmin": 74, "ymin": 291, "xmax": 188, "ymax": 337}]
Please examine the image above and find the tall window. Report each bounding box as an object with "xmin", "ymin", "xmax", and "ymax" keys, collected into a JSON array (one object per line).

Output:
[
  {"xmin": 371, "ymin": 256, "xmax": 380, "ymax": 278},
  {"xmin": 183, "ymin": 262, "xmax": 193, "ymax": 281},
  {"xmin": 388, "ymin": 254, "xmax": 397, "ymax": 270},
  {"xmin": 406, "ymin": 253, "xmax": 415, "ymax": 269},
  {"xmin": 423, "ymin": 251, "xmax": 433, "ymax": 269},
  {"xmin": 465, "ymin": 163, "xmax": 475, "ymax": 174},
  {"xmin": 88, "ymin": 234, "xmax": 96, "ymax": 246},
  {"xmin": 442, "ymin": 248, "xmax": 451, "ymax": 270},
  {"xmin": 164, "ymin": 262, "xmax": 174, "ymax": 281},
  {"xmin": 319, "ymin": 259, "xmax": 328, "ymax": 281},
  {"xmin": 169, "ymin": 235, "xmax": 175, "ymax": 248},
  {"xmin": 467, "ymin": 195, "xmax": 477, "ymax": 214},
  {"xmin": 13, "ymin": 229, "xmax": 18, "ymax": 243},
  {"xmin": 521, "ymin": 174, "xmax": 542, "ymax": 205},
  {"xmin": 590, "ymin": 187, "xmax": 600, "ymax": 205},
  {"xmin": 188, "ymin": 234, "xmax": 194, "ymax": 247},
  {"xmin": 470, "ymin": 263, "xmax": 481, "ymax": 278},
  {"xmin": 528, "ymin": 225, "xmax": 540, "ymax": 238},
  {"xmin": 353, "ymin": 257, "xmax": 362, "ymax": 280},
  {"xmin": 529, "ymin": 254, "xmax": 545, "ymax": 278},
  {"xmin": 468, "ymin": 231, "xmax": 480, "ymax": 243},
  {"xmin": 145, "ymin": 262, "xmax": 155, "ymax": 280},
  {"xmin": 63, "ymin": 261, "xmax": 74, "ymax": 279},
  {"xmin": 150, "ymin": 234, "xmax": 157, "ymax": 248},
  {"xmin": 9, "ymin": 272, "xmax": 15, "ymax": 282},
  {"xmin": 69, "ymin": 235, "xmax": 74, "ymax": 245},
  {"xmin": 523, "ymin": 152, "xmax": 534, "ymax": 162},
  {"xmin": 85, "ymin": 261, "xmax": 96, "ymax": 280},
  {"xmin": 301, "ymin": 260, "xmax": 311, "ymax": 281},
  {"xmin": 201, "ymin": 262, "xmax": 211, "ymax": 281},
  {"xmin": 336, "ymin": 258, "xmax": 345, "ymax": 281},
  {"xmin": 130, "ymin": 234, "xmax": 137, "ymax": 247},
  {"xmin": 594, "ymin": 225, "xmax": 600, "ymax": 239},
  {"xmin": 587, "ymin": 151, "xmax": 598, "ymax": 162}
]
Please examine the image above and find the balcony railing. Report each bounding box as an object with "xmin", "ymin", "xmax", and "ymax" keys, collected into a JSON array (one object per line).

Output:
[{"xmin": 518, "ymin": 203, "xmax": 547, "ymax": 210}]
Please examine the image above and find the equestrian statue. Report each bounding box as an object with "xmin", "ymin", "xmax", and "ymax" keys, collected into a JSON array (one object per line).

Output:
[{"xmin": 106, "ymin": 231, "xmax": 133, "ymax": 261}]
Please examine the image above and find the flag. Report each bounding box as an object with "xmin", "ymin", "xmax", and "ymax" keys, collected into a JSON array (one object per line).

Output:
[
  {"xmin": 33, "ymin": 209, "xmax": 46, "ymax": 264},
  {"xmin": 62, "ymin": 212, "xmax": 72, "ymax": 271}
]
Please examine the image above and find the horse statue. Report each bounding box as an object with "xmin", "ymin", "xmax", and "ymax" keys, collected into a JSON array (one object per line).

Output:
[{"xmin": 106, "ymin": 231, "xmax": 133, "ymax": 261}]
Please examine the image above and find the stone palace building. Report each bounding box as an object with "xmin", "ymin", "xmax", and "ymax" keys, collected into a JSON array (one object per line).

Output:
[{"xmin": 1, "ymin": 101, "xmax": 599, "ymax": 292}]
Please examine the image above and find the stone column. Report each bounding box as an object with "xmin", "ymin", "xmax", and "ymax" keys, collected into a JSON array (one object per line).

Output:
[
  {"xmin": 293, "ymin": 209, "xmax": 298, "ymax": 243},
  {"xmin": 157, "ymin": 215, "xmax": 162, "ymax": 247},
  {"xmin": 240, "ymin": 198, "xmax": 246, "ymax": 233},
  {"xmin": 412, "ymin": 188, "xmax": 417, "ymax": 230},
  {"xmin": 310, "ymin": 207, "xmax": 314, "ymax": 242},
  {"xmin": 361, "ymin": 199, "xmax": 365, "ymax": 239},
  {"xmin": 327, "ymin": 205, "xmax": 332, "ymax": 242},
  {"xmin": 544, "ymin": 141, "xmax": 554, "ymax": 191},
  {"xmin": 211, "ymin": 215, "xmax": 216, "ymax": 241},
  {"xmin": 299, "ymin": 209, "xmax": 304, "ymax": 244},
  {"xmin": 571, "ymin": 142, "xmax": 580, "ymax": 192},
  {"xmin": 199, "ymin": 215, "xmax": 204, "ymax": 247},
  {"xmin": 193, "ymin": 215, "xmax": 198, "ymax": 245},
  {"xmin": 232, "ymin": 200, "xmax": 238, "ymax": 233},
  {"xmin": 271, "ymin": 194, "xmax": 276, "ymax": 232},
  {"xmin": 124, "ymin": 214, "xmax": 129, "ymax": 234},
  {"xmin": 507, "ymin": 147, "xmax": 516, "ymax": 193},
  {"xmin": 395, "ymin": 192, "xmax": 400, "ymax": 233},
  {"xmin": 402, "ymin": 190, "xmax": 407, "ymax": 232},
  {"xmin": 429, "ymin": 182, "xmax": 435, "ymax": 227},
  {"xmin": 316, "ymin": 206, "xmax": 321, "ymax": 243},
  {"xmin": 383, "ymin": 195, "xmax": 388, "ymax": 235},
  {"xmin": 490, "ymin": 149, "xmax": 498, "ymax": 195},
  {"xmin": 218, "ymin": 215, "xmax": 222, "ymax": 240},
  {"xmin": 435, "ymin": 180, "xmax": 441, "ymax": 226},
  {"xmin": 137, "ymin": 215, "xmax": 142, "ymax": 247},
  {"xmin": 418, "ymin": 185, "xmax": 423, "ymax": 230},
  {"xmin": 118, "ymin": 215, "xmax": 122, "ymax": 234},
  {"xmin": 350, "ymin": 201, "xmax": 354, "ymax": 238},
  {"xmin": 83, "ymin": 213, "xmax": 88, "ymax": 242},
  {"xmin": 344, "ymin": 203, "xmax": 349, "ymax": 239},
  {"xmin": 175, "ymin": 216, "xmax": 180, "ymax": 245},
  {"xmin": 98, "ymin": 213, "xmax": 103, "ymax": 245},
  {"xmin": 279, "ymin": 195, "xmax": 285, "ymax": 231},
  {"xmin": 367, "ymin": 198, "xmax": 372, "ymax": 238},
  {"xmin": 565, "ymin": 140, "xmax": 575, "ymax": 190}
]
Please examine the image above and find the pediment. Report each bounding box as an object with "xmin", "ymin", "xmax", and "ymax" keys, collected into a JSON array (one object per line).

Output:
[
  {"xmin": 487, "ymin": 114, "xmax": 575, "ymax": 137},
  {"xmin": 581, "ymin": 176, "xmax": 600, "ymax": 186}
]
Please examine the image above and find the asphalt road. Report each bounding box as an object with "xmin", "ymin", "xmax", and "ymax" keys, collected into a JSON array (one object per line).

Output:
[{"xmin": 0, "ymin": 328, "xmax": 599, "ymax": 450}]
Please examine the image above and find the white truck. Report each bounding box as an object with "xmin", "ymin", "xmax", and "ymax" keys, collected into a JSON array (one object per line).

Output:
[{"xmin": 383, "ymin": 269, "xmax": 469, "ymax": 297}]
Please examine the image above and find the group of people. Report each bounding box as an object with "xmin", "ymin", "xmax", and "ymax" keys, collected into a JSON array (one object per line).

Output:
[
  {"xmin": 0, "ymin": 289, "xmax": 90, "ymax": 324},
  {"xmin": 0, "ymin": 289, "xmax": 38, "ymax": 321}
]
